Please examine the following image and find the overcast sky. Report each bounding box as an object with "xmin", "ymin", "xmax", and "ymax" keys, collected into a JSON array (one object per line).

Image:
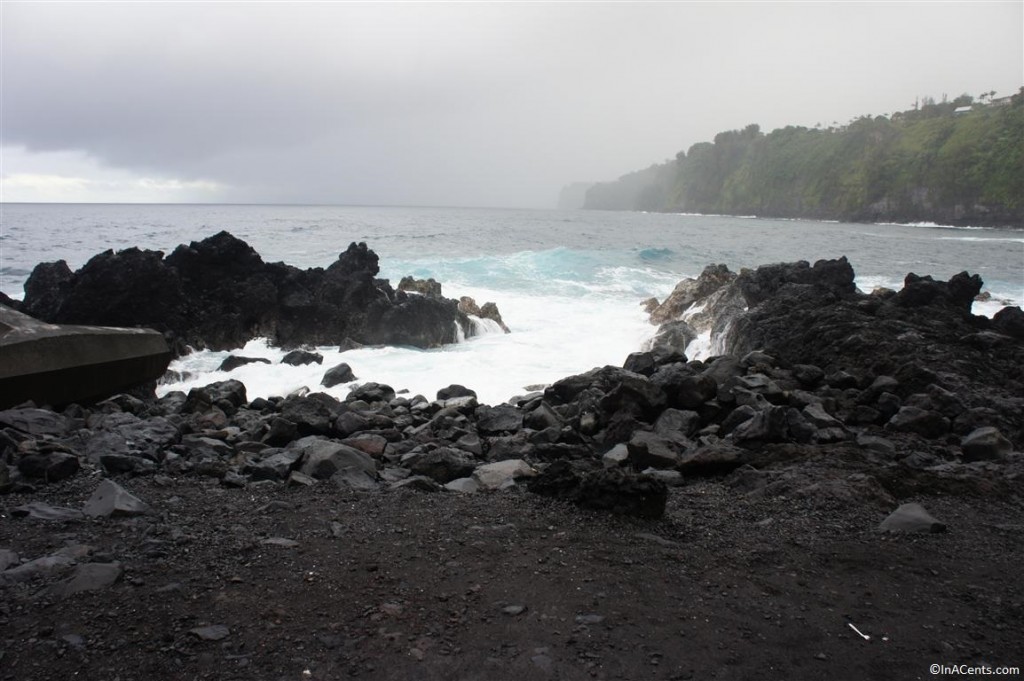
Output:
[{"xmin": 1, "ymin": 1, "xmax": 1021, "ymax": 208}]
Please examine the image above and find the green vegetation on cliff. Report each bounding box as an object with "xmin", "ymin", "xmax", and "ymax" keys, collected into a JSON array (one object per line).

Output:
[{"xmin": 584, "ymin": 90, "xmax": 1024, "ymax": 226}]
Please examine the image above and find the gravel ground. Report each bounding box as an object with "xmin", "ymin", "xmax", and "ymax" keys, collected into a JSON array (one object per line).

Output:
[{"xmin": 3, "ymin": 473, "xmax": 1022, "ymax": 681}]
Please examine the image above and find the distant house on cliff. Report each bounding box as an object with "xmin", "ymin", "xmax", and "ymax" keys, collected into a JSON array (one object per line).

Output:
[{"xmin": 953, "ymin": 105, "xmax": 973, "ymax": 115}]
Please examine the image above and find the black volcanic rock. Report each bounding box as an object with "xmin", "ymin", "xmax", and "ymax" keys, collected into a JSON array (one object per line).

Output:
[
  {"xmin": 647, "ymin": 257, "xmax": 1023, "ymax": 448},
  {"xmin": 21, "ymin": 232, "xmax": 477, "ymax": 355}
]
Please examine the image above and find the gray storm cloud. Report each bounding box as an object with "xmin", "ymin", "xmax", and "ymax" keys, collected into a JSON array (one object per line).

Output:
[{"xmin": 2, "ymin": 2, "xmax": 1021, "ymax": 206}]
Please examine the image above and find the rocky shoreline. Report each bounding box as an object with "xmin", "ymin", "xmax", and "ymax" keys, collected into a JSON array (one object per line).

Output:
[
  {"xmin": 11, "ymin": 231, "xmax": 507, "ymax": 357},
  {"xmin": 2, "ymin": 244, "xmax": 1022, "ymax": 679}
]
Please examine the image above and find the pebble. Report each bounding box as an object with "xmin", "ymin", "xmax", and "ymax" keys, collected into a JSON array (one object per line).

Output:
[{"xmin": 189, "ymin": 625, "xmax": 231, "ymax": 641}]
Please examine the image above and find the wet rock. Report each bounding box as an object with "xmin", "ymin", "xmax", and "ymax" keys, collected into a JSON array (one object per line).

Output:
[
  {"xmin": 622, "ymin": 351, "xmax": 658, "ymax": 377},
  {"xmin": 879, "ymin": 503, "xmax": 946, "ymax": 533},
  {"xmin": 960, "ymin": 427, "xmax": 1013, "ymax": 461},
  {"xmin": 347, "ymin": 382, "xmax": 396, "ymax": 404},
  {"xmin": 399, "ymin": 276, "xmax": 442, "ymax": 297},
  {"xmin": 82, "ymin": 479, "xmax": 149, "ymax": 517},
  {"xmin": 183, "ymin": 380, "xmax": 247, "ymax": 416},
  {"xmin": 218, "ymin": 355, "xmax": 271, "ymax": 372},
  {"xmin": 281, "ymin": 350, "xmax": 323, "ymax": 366},
  {"xmin": 321, "ymin": 362, "xmax": 357, "ymax": 387}
]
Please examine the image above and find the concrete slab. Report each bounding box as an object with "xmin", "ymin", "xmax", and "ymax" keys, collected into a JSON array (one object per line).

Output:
[{"xmin": 0, "ymin": 305, "xmax": 171, "ymax": 408}]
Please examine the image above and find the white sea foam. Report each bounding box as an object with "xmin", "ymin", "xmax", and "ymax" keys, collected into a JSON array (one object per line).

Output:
[{"xmin": 159, "ymin": 284, "xmax": 658, "ymax": 406}]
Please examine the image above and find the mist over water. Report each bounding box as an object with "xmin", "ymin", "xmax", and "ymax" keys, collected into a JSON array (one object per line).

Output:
[{"xmin": 3, "ymin": 204, "xmax": 1021, "ymax": 404}]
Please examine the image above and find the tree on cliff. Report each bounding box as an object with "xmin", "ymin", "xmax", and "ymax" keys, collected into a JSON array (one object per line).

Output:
[{"xmin": 582, "ymin": 89, "xmax": 1024, "ymax": 226}]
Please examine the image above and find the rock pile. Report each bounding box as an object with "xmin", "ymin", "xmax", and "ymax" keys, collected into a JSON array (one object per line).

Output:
[{"xmin": 1, "ymin": 257, "xmax": 1021, "ymax": 526}]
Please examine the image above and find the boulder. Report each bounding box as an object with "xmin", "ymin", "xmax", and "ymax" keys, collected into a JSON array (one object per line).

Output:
[
  {"xmin": 437, "ymin": 384, "xmax": 477, "ymax": 401},
  {"xmin": 17, "ymin": 451, "xmax": 80, "ymax": 482},
  {"xmin": 475, "ymin": 405, "xmax": 523, "ymax": 434},
  {"xmin": 886, "ymin": 406, "xmax": 949, "ymax": 439},
  {"xmin": 627, "ymin": 431, "xmax": 682, "ymax": 469},
  {"xmin": 402, "ymin": 447, "xmax": 476, "ymax": 483},
  {"xmin": 295, "ymin": 438, "xmax": 376, "ymax": 480}
]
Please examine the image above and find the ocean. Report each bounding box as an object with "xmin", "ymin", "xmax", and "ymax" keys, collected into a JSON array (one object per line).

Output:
[{"xmin": 2, "ymin": 203, "xmax": 1022, "ymax": 405}]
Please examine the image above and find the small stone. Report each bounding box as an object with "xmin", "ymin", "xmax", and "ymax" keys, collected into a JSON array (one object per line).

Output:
[
  {"xmin": 0, "ymin": 548, "xmax": 18, "ymax": 571},
  {"xmin": 472, "ymin": 459, "xmax": 536, "ymax": 490},
  {"xmin": 82, "ymin": 479, "xmax": 148, "ymax": 517},
  {"xmin": 261, "ymin": 537, "xmax": 299, "ymax": 548},
  {"xmin": 502, "ymin": 605, "xmax": 527, "ymax": 616},
  {"xmin": 11, "ymin": 502, "xmax": 84, "ymax": 521},
  {"xmin": 287, "ymin": 471, "xmax": 318, "ymax": 487},
  {"xmin": 48, "ymin": 562, "xmax": 123, "ymax": 599},
  {"xmin": 444, "ymin": 477, "xmax": 480, "ymax": 494},
  {"xmin": 220, "ymin": 471, "xmax": 248, "ymax": 488},
  {"xmin": 961, "ymin": 427, "xmax": 1013, "ymax": 461},
  {"xmin": 574, "ymin": 614, "xmax": 605, "ymax": 625},
  {"xmin": 879, "ymin": 503, "xmax": 946, "ymax": 533},
  {"xmin": 189, "ymin": 625, "xmax": 230, "ymax": 641}
]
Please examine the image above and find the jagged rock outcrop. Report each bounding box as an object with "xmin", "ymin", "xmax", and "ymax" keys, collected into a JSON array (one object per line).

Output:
[
  {"xmin": 20, "ymin": 232, "xmax": 489, "ymax": 355},
  {"xmin": 458, "ymin": 297, "xmax": 511, "ymax": 334},
  {"xmin": 645, "ymin": 257, "xmax": 1024, "ymax": 444}
]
